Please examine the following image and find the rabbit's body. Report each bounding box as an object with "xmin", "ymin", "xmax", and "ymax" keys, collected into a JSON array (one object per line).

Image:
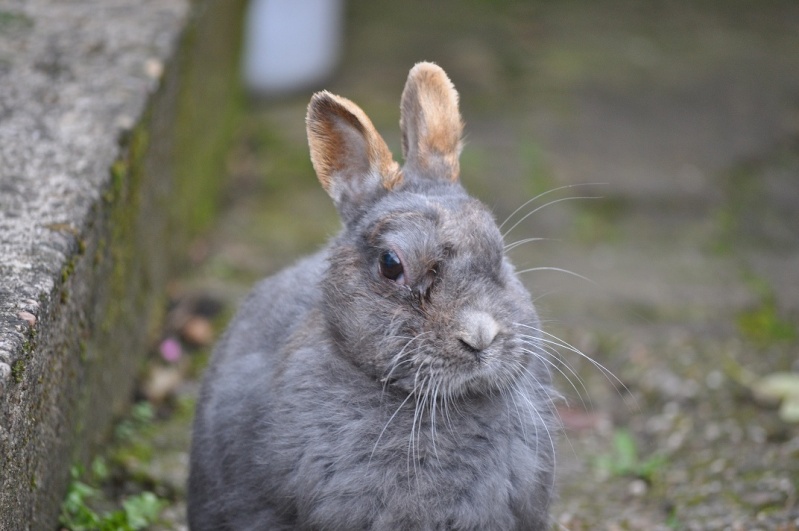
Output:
[{"xmin": 189, "ymin": 63, "xmax": 557, "ymax": 530}]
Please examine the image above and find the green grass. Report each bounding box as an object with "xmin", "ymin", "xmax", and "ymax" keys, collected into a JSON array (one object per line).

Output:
[
  {"xmin": 594, "ymin": 429, "xmax": 666, "ymax": 484},
  {"xmin": 59, "ymin": 402, "xmax": 168, "ymax": 530},
  {"xmin": 737, "ymin": 275, "xmax": 797, "ymax": 346},
  {"xmin": 59, "ymin": 461, "xmax": 166, "ymax": 531}
]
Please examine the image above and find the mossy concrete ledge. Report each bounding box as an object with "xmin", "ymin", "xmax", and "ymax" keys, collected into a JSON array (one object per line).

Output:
[{"xmin": 0, "ymin": 0, "xmax": 244, "ymax": 527}]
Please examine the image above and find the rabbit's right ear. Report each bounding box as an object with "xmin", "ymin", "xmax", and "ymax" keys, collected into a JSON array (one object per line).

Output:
[
  {"xmin": 400, "ymin": 62, "xmax": 463, "ymax": 182},
  {"xmin": 307, "ymin": 91, "xmax": 402, "ymax": 222}
]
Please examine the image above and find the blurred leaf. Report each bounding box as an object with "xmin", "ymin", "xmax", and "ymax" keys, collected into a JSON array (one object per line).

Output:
[
  {"xmin": 780, "ymin": 397, "xmax": 799, "ymax": 423},
  {"xmin": 752, "ymin": 372, "xmax": 799, "ymax": 401},
  {"xmin": 612, "ymin": 429, "xmax": 639, "ymax": 473},
  {"xmin": 594, "ymin": 429, "xmax": 666, "ymax": 483},
  {"xmin": 123, "ymin": 491, "xmax": 166, "ymax": 529},
  {"xmin": 751, "ymin": 372, "xmax": 799, "ymax": 423}
]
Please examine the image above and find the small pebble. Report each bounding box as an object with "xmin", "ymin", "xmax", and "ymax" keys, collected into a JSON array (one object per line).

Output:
[
  {"xmin": 709, "ymin": 458, "xmax": 727, "ymax": 475},
  {"xmin": 116, "ymin": 114, "xmax": 134, "ymax": 131},
  {"xmin": 704, "ymin": 422, "xmax": 721, "ymax": 442},
  {"xmin": 181, "ymin": 316, "xmax": 214, "ymax": 346},
  {"xmin": 742, "ymin": 490, "xmax": 784, "ymax": 510},
  {"xmin": 628, "ymin": 479, "xmax": 647, "ymax": 497},
  {"xmin": 706, "ymin": 370, "xmax": 724, "ymax": 389},
  {"xmin": 144, "ymin": 58, "xmax": 164, "ymax": 79},
  {"xmin": 142, "ymin": 365, "xmax": 183, "ymax": 403},
  {"xmin": 18, "ymin": 311, "xmax": 36, "ymax": 327}
]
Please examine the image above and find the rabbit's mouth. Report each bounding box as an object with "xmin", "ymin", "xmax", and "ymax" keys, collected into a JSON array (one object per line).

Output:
[{"xmin": 380, "ymin": 337, "xmax": 531, "ymax": 400}]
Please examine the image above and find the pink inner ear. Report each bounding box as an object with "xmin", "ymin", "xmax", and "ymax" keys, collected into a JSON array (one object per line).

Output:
[
  {"xmin": 306, "ymin": 91, "xmax": 402, "ymax": 206},
  {"xmin": 328, "ymin": 114, "xmax": 372, "ymax": 177}
]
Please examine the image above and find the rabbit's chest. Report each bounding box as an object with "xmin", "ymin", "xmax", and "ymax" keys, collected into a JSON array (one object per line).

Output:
[{"xmin": 273, "ymin": 393, "xmax": 537, "ymax": 530}]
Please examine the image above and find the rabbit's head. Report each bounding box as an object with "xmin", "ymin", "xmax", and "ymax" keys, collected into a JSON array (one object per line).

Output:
[{"xmin": 306, "ymin": 63, "xmax": 543, "ymax": 399}]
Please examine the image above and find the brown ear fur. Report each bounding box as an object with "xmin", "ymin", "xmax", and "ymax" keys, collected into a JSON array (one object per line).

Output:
[
  {"xmin": 400, "ymin": 62, "xmax": 463, "ymax": 181},
  {"xmin": 306, "ymin": 91, "xmax": 402, "ymax": 201}
]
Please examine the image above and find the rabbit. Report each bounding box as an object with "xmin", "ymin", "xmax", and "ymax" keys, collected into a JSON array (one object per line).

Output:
[{"xmin": 187, "ymin": 62, "xmax": 558, "ymax": 530}]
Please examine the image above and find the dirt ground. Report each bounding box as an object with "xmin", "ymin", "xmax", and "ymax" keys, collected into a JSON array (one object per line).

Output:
[{"xmin": 75, "ymin": 1, "xmax": 799, "ymax": 529}]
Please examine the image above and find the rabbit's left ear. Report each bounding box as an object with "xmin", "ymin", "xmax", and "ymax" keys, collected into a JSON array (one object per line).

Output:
[
  {"xmin": 400, "ymin": 62, "xmax": 463, "ymax": 182},
  {"xmin": 307, "ymin": 91, "xmax": 402, "ymax": 221}
]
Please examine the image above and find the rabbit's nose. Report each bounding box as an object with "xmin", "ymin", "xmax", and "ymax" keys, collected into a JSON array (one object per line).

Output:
[{"xmin": 458, "ymin": 310, "xmax": 499, "ymax": 354}]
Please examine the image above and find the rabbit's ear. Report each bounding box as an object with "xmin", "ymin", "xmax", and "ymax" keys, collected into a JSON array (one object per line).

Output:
[
  {"xmin": 400, "ymin": 62, "xmax": 463, "ymax": 182},
  {"xmin": 307, "ymin": 91, "xmax": 402, "ymax": 217}
]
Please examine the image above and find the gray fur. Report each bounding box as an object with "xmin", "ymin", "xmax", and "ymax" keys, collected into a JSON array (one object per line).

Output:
[{"xmin": 188, "ymin": 63, "xmax": 557, "ymax": 530}]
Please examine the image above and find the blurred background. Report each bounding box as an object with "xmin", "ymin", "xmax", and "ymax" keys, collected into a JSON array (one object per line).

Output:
[{"xmin": 81, "ymin": 1, "xmax": 799, "ymax": 529}]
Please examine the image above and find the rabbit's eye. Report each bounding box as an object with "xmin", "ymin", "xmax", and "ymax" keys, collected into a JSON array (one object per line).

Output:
[{"xmin": 379, "ymin": 250, "xmax": 404, "ymax": 282}]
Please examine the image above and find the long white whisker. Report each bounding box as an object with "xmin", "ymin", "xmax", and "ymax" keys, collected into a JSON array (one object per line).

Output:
[
  {"xmin": 520, "ymin": 346, "xmax": 591, "ymax": 410},
  {"xmin": 519, "ymin": 336, "xmax": 590, "ymax": 393},
  {"xmin": 515, "ymin": 267, "xmax": 596, "ymax": 286},
  {"xmin": 382, "ymin": 331, "xmax": 434, "ymax": 395},
  {"xmin": 515, "ymin": 323, "xmax": 634, "ymax": 406},
  {"xmin": 506, "ymin": 380, "xmax": 528, "ymax": 444},
  {"xmin": 498, "ymin": 183, "xmax": 605, "ymax": 233},
  {"xmin": 430, "ymin": 378, "xmax": 440, "ymax": 462},
  {"xmin": 501, "ymin": 194, "xmax": 602, "ymax": 239},
  {"xmin": 513, "ymin": 370, "xmax": 557, "ymax": 494},
  {"xmin": 503, "ymin": 237, "xmax": 551, "ymax": 252},
  {"xmin": 408, "ymin": 360, "xmax": 429, "ymax": 482},
  {"xmin": 370, "ymin": 391, "xmax": 414, "ymax": 465}
]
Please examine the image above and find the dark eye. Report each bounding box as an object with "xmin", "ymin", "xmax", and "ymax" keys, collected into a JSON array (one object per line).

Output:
[{"xmin": 379, "ymin": 250, "xmax": 404, "ymax": 282}]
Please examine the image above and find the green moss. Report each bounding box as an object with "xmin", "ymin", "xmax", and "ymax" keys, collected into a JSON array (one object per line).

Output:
[
  {"xmin": 738, "ymin": 298, "xmax": 797, "ymax": 346},
  {"xmin": 52, "ymin": 0, "xmax": 248, "ymax": 524},
  {"xmin": 93, "ymin": 238, "xmax": 106, "ymax": 268},
  {"xmin": 0, "ymin": 10, "xmax": 33, "ymax": 31},
  {"xmin": 61, "ymin": 258, "xmax": 76, "ymax": 284},
  {"xmin": 517, "ymin": 140, "xmax": 556, "ymax": 198},
  {"xmin": 78, "ymin": 340, "xmax": 88, "ymax": 363},
  {"xmin": 109, "ymin": 160, "xmax": 129, "ymax": 198},
  {"xmin": 11, "ymin": 359, "xmax": 24, "ymax": 384},
  {"xmin": 571, "ymin": 198, "xmax": 627, "ymax": 245},
  {"xmin": 738, "ymin": 274, "xmax": 798, "ymax": 346},
  {"xmin": 171, "ymin": 0, "xmax": 246, "ymax": 237}
]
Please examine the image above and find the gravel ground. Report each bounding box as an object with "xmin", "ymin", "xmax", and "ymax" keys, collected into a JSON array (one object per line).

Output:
[{"xmin": 76, "ymin": 1, "xmax": 799, "ymax": 529}]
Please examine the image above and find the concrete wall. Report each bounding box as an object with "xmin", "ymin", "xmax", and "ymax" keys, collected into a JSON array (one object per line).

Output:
[{"xmin": 0, "ymin": 0, "xmax": 245, "ymax": 528}]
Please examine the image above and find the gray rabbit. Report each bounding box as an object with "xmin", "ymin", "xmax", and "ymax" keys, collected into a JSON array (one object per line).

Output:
[{"xmin": 188, "ymin": 62, "xmax": 557, "ymax": 530}]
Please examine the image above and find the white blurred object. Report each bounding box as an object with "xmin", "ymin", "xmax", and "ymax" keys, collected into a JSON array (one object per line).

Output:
[{"xmin": 243, "ymin": 0, "xmax": 345, "ymax": 95}]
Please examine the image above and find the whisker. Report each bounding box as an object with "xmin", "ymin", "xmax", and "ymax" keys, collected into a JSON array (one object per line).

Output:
[
  {"xmin": 382, "ymin": 331, "xmax": 434, "ymax": 395},
  {"xmin": 498, "ymin": 183, "xmax": 605, "ymax": 233},
  {"xmin": 505, "ymin": 377, "xmax": 529, "ymax": 444},
  {"xmin": 520, "ymin": 346, "xmax": 591, "ymax": 410},
  {"xmin": 515, "ymin": 266, "xmax": 596, "ymax": 286},
  {"xmin": 501, "ymin": 192, "xmax": 603, "ymax": 239},
  {"xmin": 519, "ymin": 366, "xmax": 579, "ymax": 465},
  {"xmin": 515, "ymin": 323, "xmax": 635, "ymax": 406},
  {"xmin": 503, "ymin": 237, "xmax": 551, "ymax": 252},
  {"xmin": 370, "ymin": 391, "xmax": 414, "ymax": 465},
  {"xmin": 512, "ymin": 368, "xmax": 558, "ymax": 495},
  {"xmin": 430, "ymin": 378, "xmax": 440, "ymax": 462},
  {"xmin": 408, "ymin": 360, "xmax": 430, "ymax": 482}
]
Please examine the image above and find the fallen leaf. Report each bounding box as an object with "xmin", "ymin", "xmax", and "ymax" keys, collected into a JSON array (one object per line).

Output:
[
  {"xmin": 751, "ymin": 372, "xmax": 799, "ymax": 423},
  {"xmin": 779, "ymin": 396, "xmax": 799, "ymax": 423}
]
